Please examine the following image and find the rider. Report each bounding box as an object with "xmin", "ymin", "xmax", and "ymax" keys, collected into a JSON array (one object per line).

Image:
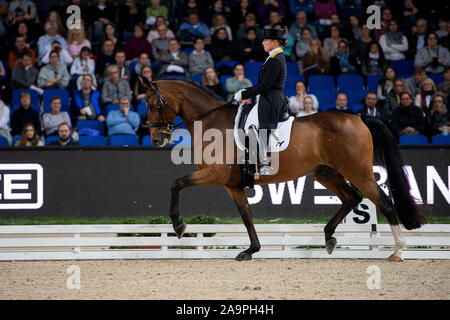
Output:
[{"xmin": 233, "ymin": 27, "xmax": 288, "ymax": 175}]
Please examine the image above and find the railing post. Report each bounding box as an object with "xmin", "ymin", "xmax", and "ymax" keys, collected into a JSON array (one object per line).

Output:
[{"xmin": 73, "ymin": 233, "xmax": 80, "ymax": 254}]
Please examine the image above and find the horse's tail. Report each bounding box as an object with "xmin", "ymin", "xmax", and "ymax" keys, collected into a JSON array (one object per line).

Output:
[{"xmin": 362, "ymin": 116, "xmax": 426, "ymax": 230}]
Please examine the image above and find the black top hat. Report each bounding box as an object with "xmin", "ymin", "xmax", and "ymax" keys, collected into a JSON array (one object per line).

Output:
[{"xmin": 262, "ymin": 28, "xmax": 285, "ymax": 40}]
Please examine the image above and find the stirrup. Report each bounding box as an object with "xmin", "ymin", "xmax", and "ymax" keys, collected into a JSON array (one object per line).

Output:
[{"xmin": 258, "ymin": 165, "xmax": 273, "ymax": 176}]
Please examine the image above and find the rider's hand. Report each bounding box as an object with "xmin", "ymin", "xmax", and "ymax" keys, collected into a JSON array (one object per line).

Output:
[{"xmin": 233, "ymin": 89, "xmax": 246, "ymax": 102}]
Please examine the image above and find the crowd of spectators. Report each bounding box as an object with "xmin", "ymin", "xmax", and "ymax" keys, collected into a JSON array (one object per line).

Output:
[{"xmin": 0, "ymin": 0, "xmax": 449, "ymax": 147}]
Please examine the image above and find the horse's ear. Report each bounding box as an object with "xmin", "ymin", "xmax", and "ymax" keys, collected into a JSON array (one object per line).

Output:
[{"xmin": 138, "ymin": 75, "xmax": 152, "ymax": 88}]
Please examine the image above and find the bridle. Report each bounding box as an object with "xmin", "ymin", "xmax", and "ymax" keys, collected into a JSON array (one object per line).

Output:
[{"xmin": 142, "ymin": 80, "xmax": 236, "ymax": 135}]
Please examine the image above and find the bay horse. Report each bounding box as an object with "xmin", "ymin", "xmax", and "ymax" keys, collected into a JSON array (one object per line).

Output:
[{"xmin": 139, "ymin": 77, "xmax": 426, "ymax": 262}]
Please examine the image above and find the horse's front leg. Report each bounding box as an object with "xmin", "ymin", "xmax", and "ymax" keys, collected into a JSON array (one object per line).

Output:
[{"xmin": 224, "ymin": 186, "xmax": 261, "ymax": 261}]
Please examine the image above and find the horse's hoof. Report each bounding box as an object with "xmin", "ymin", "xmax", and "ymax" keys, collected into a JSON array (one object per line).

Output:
[
  {"xmin": 386, "ymin": 254, "xmax": 404, "ymax": 262},
  {"xmin": 326, "ymin": 237, "xmax": 337, "ymax": 255},
  {"xmin": 173, "ymin": 221, "xmax": 186, "ymax": 239},
  {"xmin": 235, "ymin": 251, "xmax": 252, "ymax": 261}
]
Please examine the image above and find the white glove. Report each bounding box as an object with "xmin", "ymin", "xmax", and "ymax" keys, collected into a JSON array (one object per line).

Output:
[{"xmin": 233, "ymin": 89, "xmax": 246, "ymax": 102}]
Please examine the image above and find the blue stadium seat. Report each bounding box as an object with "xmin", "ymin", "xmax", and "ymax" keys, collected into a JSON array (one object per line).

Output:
[
  {"xmin": 312, "ymin": 89, "xmax": 338, "ymax": 106},
  {"xmin": 337, "ymin": 74, "xmax": 365, "ymax": 90},
  {"xmin": 367, "ymin": 74, "xmax": 382, "ymax": 91},
  {"xmin": 142, "ymin": 135, "xmax": 153, "ymax": 146},
  {"xmin": 216, "ymin": 60, "xmax": 238, "ymax": 70},
  {"xmin": 173, "ymin": 116, "xmax": 185, "ymax": 129},
  {"xmin": 346, "ymin": 89, "xmax": 368, "ymax": 106},
  {"xmin": 308, "ymin": 75, "xmax": 335, "ymax": 91},
  {"xmin": 181, "ymin": 47, "xmax": 194, "ymax": 54},
  {"xmin": 244, "ymin": 61, "xmax": 264, "ymax": 77},
  {"xmin": 109, "ymin": 135, "xmax": 139, "ymax": 146},
  {"xmin": 286, "ymin": 61, "xmax": 300, "ymax": 75},
  {"xmin": 0, "ymin": 136, "xmax": 9, "ymax": 146},
  {"xmin": 389, "ymin": 60, "xmax": 415, "ymax": 75},
  {"xmin": 106, "ymin": 103, "xmax": 120, "ymax": 115},
  {"xmin": 12, "ymin": 89, "xmax": 40, "ymax": 111},
  {"xmin": 431, "ymin": 134, "xmax": 450, "ymax": 144},
  {"xmin": 190, "ymin": 75, "xmax": 203, "ymax": 83},
  {"xmin": 219, "ymin": 75, "xmax": 233, "ymax": 93},
  {"xmin": 171, "ymin": 129, "xmax": 192, "ymax": 146},
  {"xmin": 428, "ymin": 73, "xmax": 444, "ymax": 85},
  {"xmin": 79, "ymin": 136, "xmax": 107, "ymax": 146},
  {"xmin": 285, "ymin": 90, "xmax": 296, "ymax": 98},
  {"xmin": 246, "ymin": 74, "xmax": 258, "ymax": 86},
  {"xmin": 319, "ymin": 104, "xmax": 336, "ymax": 111},
  {"xmin": 160, "ymin": 74, "xmax": 186, "ymax": 79},
  {"xmin": 350, "ymin": 104, "xmax": 364, "ymax": 113},
  {"xmin": 284, "ymin": 75, "xmax": 306, "ymax": 94},
  {"xmin": 137, "ymin": 103, "xmax": 148, "ymax": 117},
  {"xmin": 43, "ymin": 89, "xmax": 70, "ymax": 113},
  {"xmin": 399, "ymin": 134, "xmax": 428, "ymax": 145},
  {"xmin": 77, "ymin": 120, "xmax": 105, "ymax": 136},
  {"xmin": 12, "ymin": 135, "xmax": 20, "ymax": 146},
  {"xmin": 44, "ymin": 135, "xmax": 60, "ymax": 146}
]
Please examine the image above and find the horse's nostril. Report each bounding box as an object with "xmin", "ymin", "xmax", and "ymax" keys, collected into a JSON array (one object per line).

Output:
[{"xmin": 152, "ymin": 138, "xmax": 161, "ymax": 145}]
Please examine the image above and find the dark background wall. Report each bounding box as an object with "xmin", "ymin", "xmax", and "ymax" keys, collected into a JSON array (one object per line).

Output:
[{"xmin": 0, "ymin": 147, "xmax": 448, "ymax": 219}]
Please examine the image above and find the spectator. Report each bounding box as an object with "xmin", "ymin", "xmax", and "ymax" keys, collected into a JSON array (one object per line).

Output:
[
  {"xmin": 157, "ymin": 39, "xmax": 189, "ymax": 78},
  {"xmin": 117, "ymin": 0, "xmax": 144, "ymax": 41},
  {"xmin": 188, "ymin": 38, "xmax": 214, "ymax": 77},
  {"xmin": 106, "ymin": 97, "xmax": 140, "ymax": 137},
  {"xmin": 103, "ymin": 23, "xmax": 118, "ymax": 46},
  {"xmin": 290, "ymin": 0, "xmax": 314, "ymax": 16},
  {"xmin": 11, "ymin": 52, "xmax": 39, "ymax": 91},
  {"xmin": 377, "ymin": 67, "xmax": 397, "ymax": 101},
  {"xmin": 48, "ymin": 122, "xmax": 80, "ymax": 146},
  {"xmin": 42, "ymin": 97, "xmax": 72, "ymax": 137},
  {"xmin": 210, "ymin": 13, "xmax": 233, "ymax": 40},
  {"xmin": 405, "ymin": 67, "xmax": 427, "ymax": 97},
  {"xmin": 230, "ymin": 0, "xmax": 257, "ymax": 31},
  {"xmin": 384, "ymin": 78, "xmax": 407, "ymax": 114},
  {"xmin": 442, "ymin": 23, "xmax": 450, "ymax": 50},
  {"xmin": 374, "ymin": 7, "xmax": 392, "ymax": 41},
  {"xmin": 352, "ymin": 24, "xmax": 373, "ymax": 67},
  {"xmin": 66, "ymin": 25, "xmax": 91, "ymax": 58},
  {"xmin": 343, "ymin": 15, "xmax": 362, "ymax": 43},
  {"xmin": 110, "ymin": 50, "xmax": 131, "ymax": 83},
  {"xmin": 361, "ymin": 41, "xmax": 387, "ymax": 76},
  {"xmin": 177, "ymin": 10, "xmax": 212, "ymax": 44},
  {"xmin": 237, "ymin": 27, "xmax": 265, "ymax": 63},
  {"xmin": 225, "ymin": 63, "xmax": 252, "ymax": 102},
  {"xmin": 407, "ymin": 18, "xmax": 428, "ymax": 59},
  {"xmin": 88, "ymin": 0, "xmax": 116, "ymax": 41},
  {"xmin": 14, "ymin": 123, "xmax": 43, "ymax": 146},
  {"xmin": 37, "ymin": 50, "xmax": 70, "ymax": 89},
  {"xmin": 11, "ymin": 92, "xmax": 41, "ymax": 136},
  {"xmin": 202, "ymin": 67, "xmax": 224, "ymax": 98},
  {"xmin": 41, "ymin": 40, "xmax": 73, "ymax": 67},
  {"xmin": 289, "ymin": 80, "xmax": 318, "ymax": 116},
  {"xmin": 134, "ymin": 65, "xmax": 153, "ymax": 105},
  {"xmin": 358, "ymin": 91, "xmax": 389, "ymax": 123},
  {"xmin": 273, "ymin": 23, "xmax": 295, "ymax": 60},
  {"xmin": 145, "ymin": 0, "xmax": 168, "ymax": 27},
  {"xmin": 37, "ymin": 21, "xmax": 68, "ymax": 61},
  {"xmin": 257, "ymin": 0, "xmax": 285, "ymax": 26},
  {"xmin": 0, "ymin": 94, "xmax": 11, "ymax": 145},
  {"xmin": 390, "ymin": 92, "xmax": 426, "ymax": 137},
  {"xmin": 295, "ymin": 95, "xmax": 317, "ymax": 117},
  {"xmin": 437, "ymin": 66, "xmax": 450, "ymax": 98},
  {"xmin": 102, "ymin": 65, "xmax": 132, "ymax": 106},
  {"xmin": 330, "ymin": 39, "xmax": 357, "ymax": 76},
  {"xmin": 8, "ymin": 36, "xmax": 36, "ymax": 70},
  {"xmin": 152, "ymin": 24, "xmax": 173, "ymax": 62},
  {"xmin": 289, "ymin": 11, "xmax": 318, "ymax": 42},
  {"xmin": 236, "ymin": 13, "xmax": 263, "ymax": 41},
  {"xmin": 427, "ymin": 93, "xmax": 449, "ymax": 136},
  {"xmin": 268, "ymin": 11, "xmax": 283, "ymax": 27},
  {"xmin": 146, "ymin": 16, "xmax": 176, "ymax": 43},
  {"xmin": 323, "ymin": 24, "xmax": 342, "ymax": 58},
  {"xmin": 327, "ymin": 92, "xmax": 354, "ymax": 114},
  {"xmin": 70, "ymin": 47, "xmax": 96, "ymax": 88},
  {"xmin": 295, "ymin": 27, "xmax": 313, "ymax": 60},
  {"xmin": 72, "ymin": 74, "xmax": 105, "ymax": 122},
  {"xmin": 13, "ymin": 21, "xmax": 36, "ymax": 50},
  {"xmin": 302, "ymin": 38, "xmax": 330, "ymax": 78},
  {"xmin": 204, "ymin": 0, "xmax": 232, "ymax": 27},
  {"xmin": 130, "ymin": 52, "xmax": 152, "ymax": 89},
  {"xmin": 211, "ymin": 27, "xmax": 235, "ymax": 62},
  {"xmin": 415, "ymin": 32, "xmax": 450, "ymax": 74},
  {"xmin": 124, "ymin": 24, "xmax": 153, "ymax": 62},
  {"xmin": 414, "ymin": 77, "xmax": 437, "ymax": 115},
  {"xmin": 401, "ymin": 0, "xmax": 420, "ymax": 32},
  {"xmin": 178, "ymin": 0, "xmax": 206, "ymax": 23},
  {"xmin": 7, "ymin": 0, "xmax": 38, "ymax": 29},
  {"xmin": 313, "ymin": 0, "xmax": 337, "ymax": 35},
  {"xmin": 379, "ymin": 19, "xmax": 409, "ymax": 62},
  {"xmin": 436, "ymin": 19, "xmax": 448, "ymax": 39},
  {"xmin": 44, "ymin": 10, "xmax": 65, "ymax": 36},
  {"xmin": 95, "ymin": 39, "xmax": 116, "ymax": 77}
]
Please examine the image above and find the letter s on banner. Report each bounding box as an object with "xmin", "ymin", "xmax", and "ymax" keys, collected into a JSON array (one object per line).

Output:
[{"xmin": 66, "ymin": 5, "xmax": 81, "ymax": 30}]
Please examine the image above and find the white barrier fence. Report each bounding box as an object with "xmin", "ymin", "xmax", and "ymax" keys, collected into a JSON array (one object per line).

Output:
[{"xmin": 0, "ymin": 224, "xmax": 449, "ymax": 261}]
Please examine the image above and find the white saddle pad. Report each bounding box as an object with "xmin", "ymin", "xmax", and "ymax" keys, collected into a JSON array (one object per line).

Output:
[{"xmin": 233, "ymin": 102, "xmax": 294, "ymax": 152}]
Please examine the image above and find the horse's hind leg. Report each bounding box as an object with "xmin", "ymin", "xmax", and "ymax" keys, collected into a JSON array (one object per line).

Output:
[
  {"xmin": 313, "ymin": 166, "xmax": 363, "ymax": 254},
  {"xmin": 224, "ymin": 186, "xmax": 261, "ymax": 261}
]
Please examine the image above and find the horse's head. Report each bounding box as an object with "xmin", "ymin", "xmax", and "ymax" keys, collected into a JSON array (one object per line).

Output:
[{"xmin": 139, "ymin": 76, "xmax": 179, "ymax": 147}]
